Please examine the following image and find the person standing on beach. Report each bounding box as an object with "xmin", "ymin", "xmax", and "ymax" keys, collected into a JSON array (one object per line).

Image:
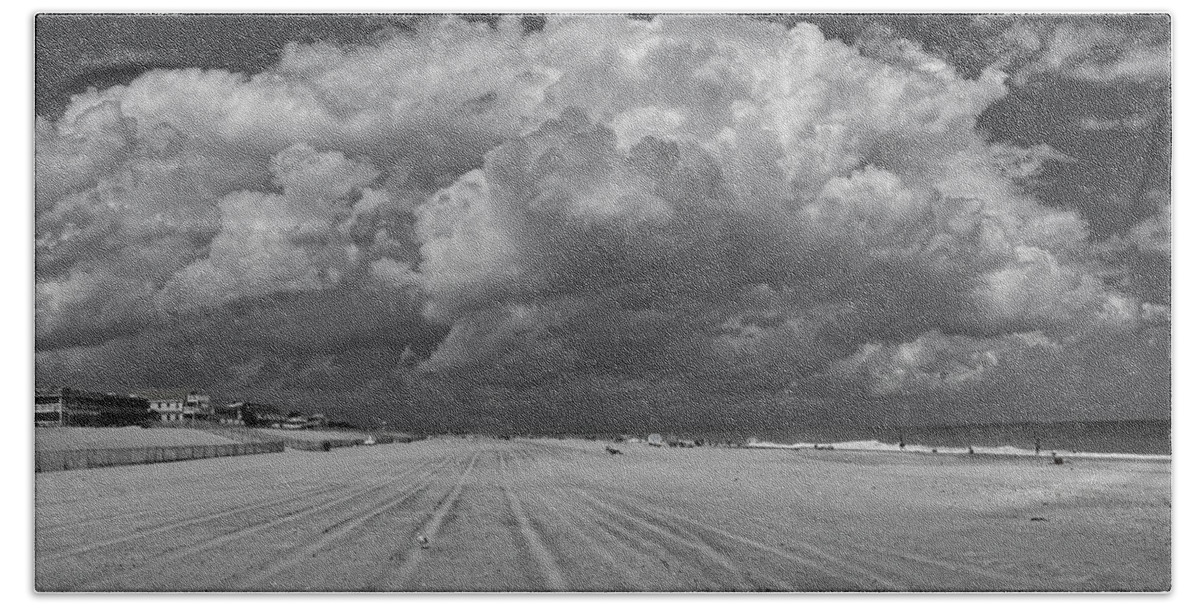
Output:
[{"xmin": 1035, "ymin": 438, "xmax": 1042, "ymax": 455}]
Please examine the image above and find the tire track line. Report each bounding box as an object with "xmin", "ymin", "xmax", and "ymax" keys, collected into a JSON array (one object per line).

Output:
[
  {"xmin": 39, "ymin": 503, "xmax": 178, "ymax": 535},
  {"xmin": 374, "ymin": 450, "xmax": 481, "ymax": 590},
  {"xmin": 545, "ymin": 487, "xmax": 643, "ymax": 591},
  {"xmin": 500, "ymin": 453, "xmax": 568, "ymax": 591},
  {"xmin": 580, "ymin": 495, "xmax": 762, "ymax": 590},
  {"xmin": 74, "ymin": 456, "xmax": 448, "ymax": 590},
  {"xmin": 590, "ymin": 514, "xmax": 682, "ymax": 572},
  {"xmin": 228, "ymin": 454, "xmax": 459, "ymax": 590},
  {"xmin": 575, "ymin": 490, "xmax": 771, "ymax": 590},
  {"xmin": 835, "ymin": 538, "xmax": 1024, "ymax": 589},
  {"xmin": 37, "ymin": 474, "xmax": 337, "ymax": 537},
  {"xmin": 44, "ymin": 479, "xmax": 360, "ymax": 561},
  {"xmin": 612, "ymin": 494, "xmax": 902, "ymax": 591}
]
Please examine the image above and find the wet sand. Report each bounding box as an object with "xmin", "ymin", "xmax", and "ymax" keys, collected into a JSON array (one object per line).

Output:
[{"xmin": 35, "ymin": 437, "xmax": 1170, "ymax": 591}]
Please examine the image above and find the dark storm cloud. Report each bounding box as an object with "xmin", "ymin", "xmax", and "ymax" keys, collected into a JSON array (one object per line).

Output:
[{"xmin": 35, "ymin": 14, "xmax": 1170, "ymax": 431}]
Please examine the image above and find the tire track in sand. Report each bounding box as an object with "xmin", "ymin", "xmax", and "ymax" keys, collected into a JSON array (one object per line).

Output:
[
  {"xmin": 371, "ymin": 450, "xmax": 481, "ymax": 590},
  {"xmin": 575, "ymin": 489, "xmax": 784, "ymax": 590},
  {"xmin": 605, "ymin": 485, "xmax": 1022, "ymax": 589},
  {"xmin": 44, "ymin": 478, "xmax": 361, "ymax": 561},
  {"xmin": 37, "ymin": 473, "xmax": 329, "ymax": 535},
  {"xmin": 73, "ymin": 455, "xmax": 448, "ymax": 590},
  {"xmin": 834, "ymin": 537, "xmax": 1025, "ymax": 590},
  {"xmin": 41, "ymin": 453, "xmax": 432, "ymax": 557},
  {"xmin": 499, "ymin": 451, "xmax": 568, "ymax": 591},
  {"xmin": 543, "ymin": 487, "xmax": 655, "ymax": 590},
  {"xmin": 226, "ymin": 454, "xmax": 460, "ymax": 590},
  {"xmin": 609, "ymin": 494, "xmax": 904, "ymax": 591}
]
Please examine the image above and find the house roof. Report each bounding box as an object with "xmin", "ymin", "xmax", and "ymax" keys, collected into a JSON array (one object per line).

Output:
[{"xmin": 135, "ymin": 390, "xmax": 188, "ymax": 401}]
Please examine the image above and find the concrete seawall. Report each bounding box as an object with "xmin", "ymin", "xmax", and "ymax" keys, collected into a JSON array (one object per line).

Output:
[{"xmin": 35, "ymin": 441, "xmax": 286, "ymax": 473}]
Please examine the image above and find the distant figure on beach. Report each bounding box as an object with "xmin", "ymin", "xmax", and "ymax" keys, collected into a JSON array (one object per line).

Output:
[{"xmin": 1035, "ymin": 438, "xmax": 1042, "ymax": 455}]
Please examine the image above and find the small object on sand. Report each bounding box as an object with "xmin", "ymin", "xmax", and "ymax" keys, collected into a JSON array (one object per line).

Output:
[
  {"xmin": 1053, "ymin": 455, "xmax": 1064, "ymax": 465},
  {"xmin": 417, "ymin": 534, "xmax": 430, "ymax": 549},
  {"xmin": 968, "ymin": 446, "xmax": 975, "ymax": 455},
  {"xmin": 605, "ymin": 445, "xmax": 623, "ymax": 455},
  {"xmin": 931, "ymin": 448, "xmax": 938, "ymax": 454},
  {"xmin": 1030, "ymin": 517, "xmax": 1048, "ymax": 522}
]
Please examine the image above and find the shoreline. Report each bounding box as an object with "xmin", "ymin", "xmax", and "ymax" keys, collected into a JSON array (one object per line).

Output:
[{"xmin": 745, "ymin": 439, "xmax": 1172, "ymax": 462}]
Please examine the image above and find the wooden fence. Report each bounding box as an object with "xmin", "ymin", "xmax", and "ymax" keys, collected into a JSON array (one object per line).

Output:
[{"xmin": 35, "ymin": 441, "xmax": 285, "ymax": 473}]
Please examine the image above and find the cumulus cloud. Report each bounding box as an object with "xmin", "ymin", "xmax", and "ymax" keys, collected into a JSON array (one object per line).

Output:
[
  {"xmin": 1125, "ymin": 197, "xmax": 1172, "ymax": 257},
  {"xmin": 823, "ymin": 330, "xmax": 1061, "ymax": 397},
  {"xmin": 35, "ymin": 15, "xmax": 1171, "ymax": 429},
  {"xmin": 158, "ymin": 144, "xmax": 383, "ymax": 309},
  {"xmin": 994, "ymin": 18, "xmax": 1170, "ymax": 85}
]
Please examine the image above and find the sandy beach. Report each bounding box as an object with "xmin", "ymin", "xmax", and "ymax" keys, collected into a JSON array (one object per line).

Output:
[{"xmin": 34, "ymin": 437, "xmax": 1170, "ymax": 592}]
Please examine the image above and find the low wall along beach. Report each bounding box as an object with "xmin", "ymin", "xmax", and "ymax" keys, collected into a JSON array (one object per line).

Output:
[{"xmin": 35, "ymin": 441, "xmax": 285, "ymax": 473}]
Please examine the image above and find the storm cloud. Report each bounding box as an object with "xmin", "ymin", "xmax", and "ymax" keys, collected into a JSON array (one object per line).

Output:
[{"xmin": 35, "ymin": 14, "xmax": 1170, "ymax": 432}]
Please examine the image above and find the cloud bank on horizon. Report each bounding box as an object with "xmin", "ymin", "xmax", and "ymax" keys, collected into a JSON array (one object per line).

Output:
[{"xmin": 35, "ymin": 14, "xmax": 1170, "ymax": 432}]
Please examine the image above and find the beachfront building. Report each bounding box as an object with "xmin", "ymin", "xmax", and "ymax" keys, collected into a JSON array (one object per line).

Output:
[
  {"xmin": 143, "ymin": 392, "xmax": 186, "ymax": 422},
  {"xmin": 184, "ymin": 392, "xmax": 213, "ymax": 421},
  {"xmin": 241, "ymin": 402, "xmax": 287, "ymax": 427},
  {"xmin": 214, "ymin": 402, "xmax": 245, "ymax": 425},
  {"xmin": 282, "ymin": 413, "xmax": 309, "ymax": 430},
  {"xmin": 34, "ymin": 387, "xmax": 154, "ymax": 427},
  {"xmin": 34, "ymin": 389, "xmax": 64, "ymax": 427}
]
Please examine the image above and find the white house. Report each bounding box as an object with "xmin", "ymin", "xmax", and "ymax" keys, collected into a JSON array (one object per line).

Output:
[
  {"xmin": 145, "ymin": 395, "xmax": 185, "ymax": 422},
  {"xmin": 183, "ymin": 392, "xmax": 212, "ymax": 420}
]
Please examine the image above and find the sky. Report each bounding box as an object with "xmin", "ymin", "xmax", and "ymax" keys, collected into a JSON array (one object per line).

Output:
[{"xmin": 33, "ymin": 14, "xmax": 1170, "ymax": 434}]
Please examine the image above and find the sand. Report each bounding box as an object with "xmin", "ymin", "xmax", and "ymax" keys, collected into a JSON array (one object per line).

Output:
[
  {"xmin": 34, "ymin": 437, "xmax": 1170, "ymax": 592},
  {"xmin": 35, "ymin": 427, "xmax": 239, "ymax": 451}
]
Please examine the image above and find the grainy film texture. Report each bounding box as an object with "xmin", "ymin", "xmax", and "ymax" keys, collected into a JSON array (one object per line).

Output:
[{"xmin": 34, "ymin": 14, "xmax": 1170, "ymax": 592}]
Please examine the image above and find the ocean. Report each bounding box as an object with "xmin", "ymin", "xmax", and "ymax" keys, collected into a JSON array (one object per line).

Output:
[{"xmin": 756, "ymin": 419, "xmax": 1171, "ymax": 456}]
